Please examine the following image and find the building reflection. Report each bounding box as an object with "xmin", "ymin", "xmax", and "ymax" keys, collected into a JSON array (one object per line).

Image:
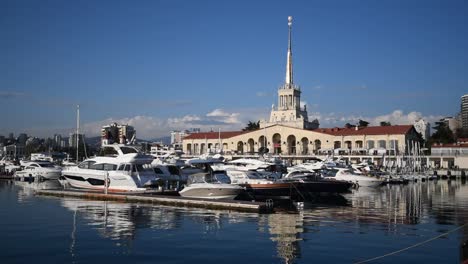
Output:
[{"xmin": 264, "ymin": 212, "xmax": 304, "ymax": 264}]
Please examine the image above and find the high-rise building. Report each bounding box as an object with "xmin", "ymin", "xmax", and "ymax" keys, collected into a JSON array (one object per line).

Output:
[
  {"xmin": 69, "ymin": 133, "xmax": 85, "ymax": 148},
  {"xmin": 441, "ymin": 117, "xmax": 460, "ymax": 134},
  {"xmin": 461, "ymin": 94, "xmax": 468, "ymax": 129},
  {"xmin": 17, "ymin": 133, "xmax": 28, "ymax": 145},
  {"xmin": 101, "ymin": 123, "xmax": 136, "ymax": 145},
  {"xmin": 54, "ymin": 134, "xmax": 62, "ymax": 147}
]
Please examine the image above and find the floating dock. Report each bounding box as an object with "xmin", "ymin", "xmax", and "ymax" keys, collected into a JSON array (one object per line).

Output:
[{"xmin": 35, "ymin": 189, "xmax": 273, "ymax": 213}]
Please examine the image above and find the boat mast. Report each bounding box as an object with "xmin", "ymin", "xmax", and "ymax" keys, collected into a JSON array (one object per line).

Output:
[{"xmin": 76, "ymin": 105, "xmax": 80, "ymax": 163}]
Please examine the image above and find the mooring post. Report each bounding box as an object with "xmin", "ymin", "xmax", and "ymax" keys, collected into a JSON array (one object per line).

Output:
[{"xmin": 105, "ymin": 171, "xmax": 109, "ymax": 195}]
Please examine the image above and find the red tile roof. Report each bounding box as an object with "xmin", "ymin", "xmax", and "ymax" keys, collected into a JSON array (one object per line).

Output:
[
  {"xmin": 183, "ymin": 131, "xmax": 247, "ymax": 140},
  {"xmin": 314, "ymin": 125, "xmax": 414, "ymax": 136}
]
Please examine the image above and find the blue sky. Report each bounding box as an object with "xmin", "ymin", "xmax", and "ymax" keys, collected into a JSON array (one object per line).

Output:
[{"xmin": 1, "ymin": 0, "xmax": 467, "ymax": 139}]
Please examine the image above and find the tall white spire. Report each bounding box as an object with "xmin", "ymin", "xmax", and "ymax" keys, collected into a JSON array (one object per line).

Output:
[{"xmin": 285, "ymin": 16, "xmax": 293, "ymax": 86}]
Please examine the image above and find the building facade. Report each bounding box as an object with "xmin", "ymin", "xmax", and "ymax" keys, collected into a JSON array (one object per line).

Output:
[
  {"xmin": 101, "ymin": 123, "xmax": 136, "ymax": 145},
  {"xmin": 69, "ymin": 133, "xmax": 85, "ymax": 148},
  {"xmin": 183, "ymin": 124, "xmax": 421, "ymax": 156},
  {"xmin": 462, "ymin": 94, "xmax": 468, "ymax": 129},
  {"xmin": 441, "ymin": 116, "xmax": 460, "ymax": 134},
  {"xmin": 182, "ymin": 17, "xmax": 423, "ymax": 158}
]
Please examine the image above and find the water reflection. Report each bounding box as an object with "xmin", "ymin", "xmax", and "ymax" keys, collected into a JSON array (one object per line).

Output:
[
  {"xmin": 10, "ymin": 179, "xmax": 468, "ymax": 263},
  {"xmin": 266, "ymin": 213, "xmax": 304, "ymax": 264},
  {"xmin": 14, "ymin": 179, "xmax": 62, "ymax": 203}
]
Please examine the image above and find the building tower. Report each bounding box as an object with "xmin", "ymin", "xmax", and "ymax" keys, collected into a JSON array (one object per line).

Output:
[
  {"xmin": 462, "ymin": 94, "xmax": 468, "ymax": 129},
  {"xmin": 261, "ymin": 16, "xmax": 319, "ymax": 129}
]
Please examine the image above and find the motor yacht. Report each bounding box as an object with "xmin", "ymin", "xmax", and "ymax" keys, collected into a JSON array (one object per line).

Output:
[
  {"xmin": 179, "ymin": 171, "xmax": 244, "ymax": 200},
  {"xmin": 14, "ymin": 161, "xmax": 62, "ymax": 180},
  {"xmin": 324, "ymin": 167, "xmax": 385, "ymax": 187},
  {"xmin": 281, "ymin": 169, "xmax": 353, "ymax": 194},
  {"xmin": 226, "ymin": 169, "xmax": 294, "ymax": 200},
  {"xmin": 62, "ymin": 145, "xmax": 160, "ymax": 192}
]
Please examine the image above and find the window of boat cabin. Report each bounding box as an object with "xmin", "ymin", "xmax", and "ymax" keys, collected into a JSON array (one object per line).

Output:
[
  {"xmin": 167, "ymin": 166, "xmax": 179, "ymax": 175},
  {"xmin": 120, "ymin": 147, "xmax": 138, "ymax": 154},
  {"xmin": 103, "ymin": 164, "xmax": 117, "ymax": 171},
  {"xmin": 99, "ymin": 147, "xmax": 119, "ymax": 156},
  {"xmin": 78, "ymin": 161, "xmax": 96, "ymax": 169},
  {"xmin": 39, "ymin": 163, "xmax": 55, "ymax": 168},
  {"xmin": 153, "ymin": 167, "xmax": 164, "ymax": 174},
  {"xmin": 30, "ymin": 163, "xmax": 39, "ymax": 167},
  {"xmin": 90, "ymin": 163, "xmax": 104, "ymax": 170},
  {"xmin": 134, "ymin": 164, "xmax": 147, "ymax": 172}
]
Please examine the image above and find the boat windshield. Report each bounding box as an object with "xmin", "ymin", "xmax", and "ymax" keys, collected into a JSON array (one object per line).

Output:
[
  {"xmin": 245, "ymin": 171, "xmax": 264, "ymax": 179},
  {"xmin": 213, "ymin": 173, "xmax": 231, "ymax": 184},
  {"xmin": 121, "ymin": 147, "xmax": 139, "ymax": 154},
  {"xmin": 134, "ymin": 164, "xmax": 154, "ymax": 173},
  {"xmin": 187, "ymin": 172, "xmax": 231, "ymax": 184},
  {"xmin": 321, "ymin": 169, "xmax": 338, "ymax": 177},
  {"xmin": 38, "ymin": 163, "xmax": 56, "ymax": 168}
]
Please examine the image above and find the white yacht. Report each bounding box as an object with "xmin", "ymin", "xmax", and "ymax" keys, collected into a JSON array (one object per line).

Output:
[
  {"xmin": 288, "ymin": 161, "xmax": 325, "ymax": 172},
  {"xmin": 179, "ymin": 171, "xmax": 244, "ymax": 200},
  {"xmin": 62, "ymin": 145, "xmax": 160, "ymax": 192},
  {"xmin": 330, "ymin": 168, "xmax": 384, "ymax": 187},
  {"xmin": 219, "ymin": 158, "xmax": 284, "ymax": 180},
  {"xmin": 14, "ymin": 161, "xmax": 62, "ymax": 180}
]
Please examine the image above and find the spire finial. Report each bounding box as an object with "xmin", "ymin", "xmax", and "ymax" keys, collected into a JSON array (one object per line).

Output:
[{"xmin": 285, "ymin": 16, "xmax": 293, "ymax": 85}]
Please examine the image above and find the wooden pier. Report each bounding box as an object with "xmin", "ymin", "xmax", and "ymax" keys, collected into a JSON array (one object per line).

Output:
[{"xmin": 35, "ymin": 189, "xmax": 273, "ymax": 213}]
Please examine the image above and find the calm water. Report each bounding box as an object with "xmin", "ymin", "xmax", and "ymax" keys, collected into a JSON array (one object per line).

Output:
[{"xmin": 1, "ymin": 179, "xmax": 468, "ymax": 263}]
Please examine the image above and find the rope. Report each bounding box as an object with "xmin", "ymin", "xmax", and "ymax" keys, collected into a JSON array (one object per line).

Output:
[{"xmin": 354, "ymin": 223, "xmax": 467, "ymax": 264}]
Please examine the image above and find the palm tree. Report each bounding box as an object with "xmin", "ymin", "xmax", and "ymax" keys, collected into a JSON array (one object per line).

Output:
[{"xmin": 243, "ymin": 121, "xmax": 260, "ymax": 131}]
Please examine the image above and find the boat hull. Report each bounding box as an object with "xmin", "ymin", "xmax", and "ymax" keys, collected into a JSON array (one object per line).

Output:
[
  {"xmin": 179, "ymin": 183, "xmax": 244, "ymax": 200},
  {"xmin": 62, "ymin": 172, "xmax": 156, "ymax": 192},
  {"xmin": 241, "ymin": 180, "xmax": 352, "ymax": 200}
]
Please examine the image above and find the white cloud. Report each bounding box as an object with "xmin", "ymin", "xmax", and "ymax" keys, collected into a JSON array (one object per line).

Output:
[
  {"xmin": 309, "ymin": 110, "xmax": 443, "ymax": 128},
  {"xmin": 75, "ymin": 108, "xmax": 255, "ymax": 139},
  {"xmin": 17, "ymin": 108, "xmax": 443, "ymax": 140}
]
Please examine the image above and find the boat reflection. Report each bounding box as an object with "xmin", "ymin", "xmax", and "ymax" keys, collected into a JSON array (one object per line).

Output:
[
  {"xmin": 27, "ymin": 180, "xmax": 468, "ymax": 264},
  {"xmin": 14, "ymin": 179, "xmax": 62, "ymax": 203}
]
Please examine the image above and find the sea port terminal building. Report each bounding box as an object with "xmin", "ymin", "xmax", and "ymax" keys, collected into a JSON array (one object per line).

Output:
[{"xmin": 182, "ymin": 16, "xmax": 425, "ymax": 166}]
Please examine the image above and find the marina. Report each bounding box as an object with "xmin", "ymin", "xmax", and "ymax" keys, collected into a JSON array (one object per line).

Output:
[
  {"xmin": 2, "ymin": 1, "xmax": 468, "ymax": 263},
  {"xmin": 2, "ymin": 177, "xmax": 468, "ymax": 263}
]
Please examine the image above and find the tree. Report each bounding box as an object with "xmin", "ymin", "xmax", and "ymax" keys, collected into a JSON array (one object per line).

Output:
[
  {"xmin": 429, "ymin": 120, "xmax": 455, "ymax": 145},
  {"xmin": 380, "ymin": 121, "xmax": 391, "ymax": 126},
  {"xmin": 243, "ymin": 121, "xmax": 260, "ymax": 131},
  {"xmin": 358, "ymin": 120, "xmax": 369, "ymax": 127},
  {"xmin": 344, "ymin": 123, "xmax": 355, "ymax": 128}
]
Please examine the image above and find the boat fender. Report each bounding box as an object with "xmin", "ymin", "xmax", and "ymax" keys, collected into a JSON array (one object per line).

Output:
[
  {"xmin": 353, "ymin": 182, "xmax": 359, "ymax": 189},
  {"xmin": 106, "ymin": 178, "xmax": 111, "ymax": 187}
]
